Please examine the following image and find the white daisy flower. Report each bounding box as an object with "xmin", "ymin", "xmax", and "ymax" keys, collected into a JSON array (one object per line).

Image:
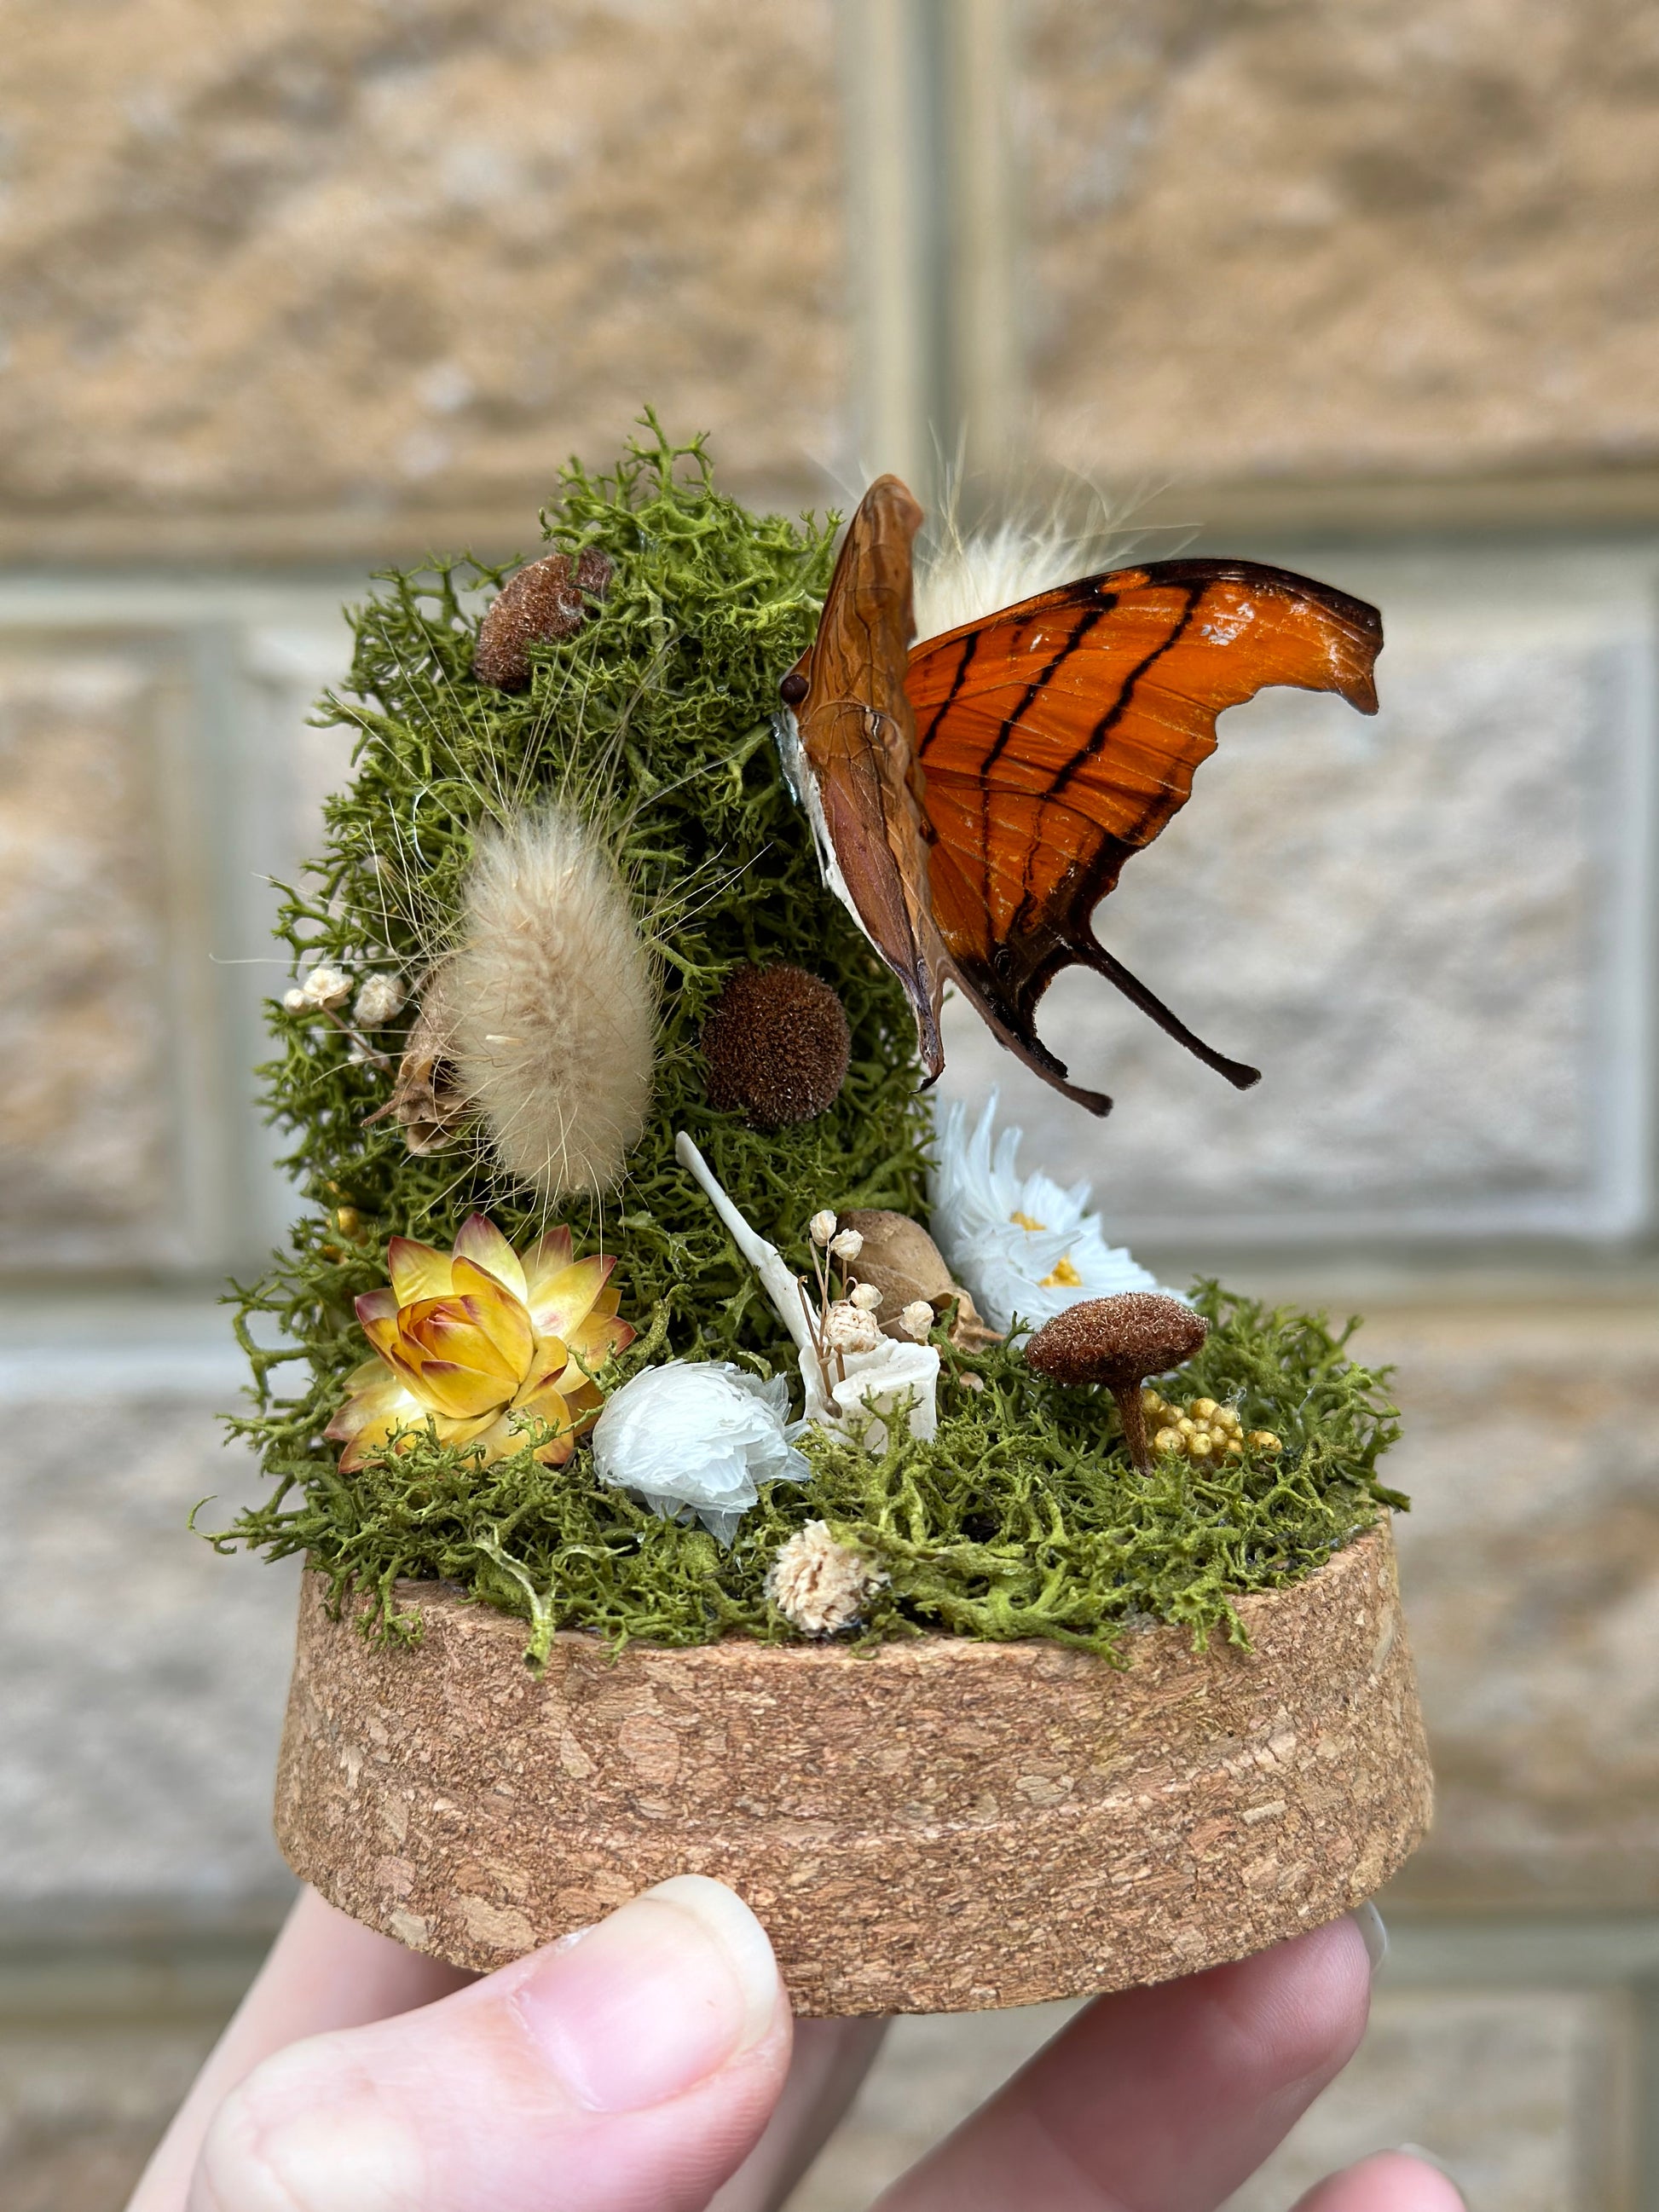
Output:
[
  {"xmin": 590, "ymin": 1361, "xmax": 808, "ymax": 1545},
  {"xmin": 929, "ymin": 1094, "xmax": 1173, "ymax": 1334}
]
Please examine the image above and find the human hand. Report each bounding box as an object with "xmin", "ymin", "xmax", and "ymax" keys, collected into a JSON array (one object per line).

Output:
[{"xmin": 129, "ymin": 1878, "xmax": 1460, "ymax": 2212}]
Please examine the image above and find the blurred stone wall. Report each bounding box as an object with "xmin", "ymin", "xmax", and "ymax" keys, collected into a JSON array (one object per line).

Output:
[{"xmin": 2, "ymin": 3, "xmax": 1657, "ymax": 2208}]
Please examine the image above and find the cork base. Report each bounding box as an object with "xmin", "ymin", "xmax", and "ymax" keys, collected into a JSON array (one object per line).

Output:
[{"xmin": 275, "ymin": 1518, "xmax": 1431, "ymax": 2016}]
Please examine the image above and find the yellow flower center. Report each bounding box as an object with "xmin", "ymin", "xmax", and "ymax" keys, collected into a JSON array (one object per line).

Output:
[
  {"xmin": 1009, "ymin": 1209, "xmax": 1046, "ymax": 1232},
  {"xmin": 1040, "ymin": 1254, "xmax": 1083, "ymax": 1289}
]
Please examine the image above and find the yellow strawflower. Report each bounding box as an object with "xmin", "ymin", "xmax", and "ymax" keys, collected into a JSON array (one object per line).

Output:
[{"xmin": 325, "ymin": 1214, "xmax": 632, "ymax": 1471}]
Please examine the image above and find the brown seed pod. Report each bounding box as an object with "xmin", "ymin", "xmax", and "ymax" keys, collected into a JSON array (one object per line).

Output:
[
  {"xmin": 836, "ymin": 1208, "xmax": 1001, "ymax": 1349},
  {"xmin": 364, "ymin": 966, "xmax": 471, "ymax": 1156},
  {"xmin": 1025, "ymin": 1292, "xmax": 1209, "ymax": 1474},
  {"xmin": 702, "ymin": 964, "xmax": 851, "ymax": 1130},
  {"xmin": 473, "ymin": 546, "xmax": 613, "ymax": 690}
]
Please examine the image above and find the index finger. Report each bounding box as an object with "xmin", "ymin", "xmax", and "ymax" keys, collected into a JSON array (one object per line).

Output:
[{"xmin": 876, "ymin": 1914, "xmax": 1375, "ymax": 2212}]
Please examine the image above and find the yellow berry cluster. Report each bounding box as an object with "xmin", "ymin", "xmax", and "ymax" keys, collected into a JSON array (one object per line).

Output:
[{"xmin": 1142, "ymin": 1389, "xmax": 1282, "ymax": 1464}]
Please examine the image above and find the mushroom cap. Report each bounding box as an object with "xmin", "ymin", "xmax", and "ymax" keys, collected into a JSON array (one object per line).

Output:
[{"xmin": 1025, "ymin": 1292, "xmax": 1207, "ymax": 1389}]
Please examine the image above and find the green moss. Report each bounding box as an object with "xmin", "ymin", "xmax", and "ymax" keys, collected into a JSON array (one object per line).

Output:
[{"xmin": 215, "ymin": 418, "xmax": 1405, "ymax": 1657}]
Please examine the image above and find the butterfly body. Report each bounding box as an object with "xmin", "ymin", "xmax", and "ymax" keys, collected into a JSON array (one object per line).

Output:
[{"xmin": 778, "ymin": 477, "xmax": 1383, "ymax": 1117}]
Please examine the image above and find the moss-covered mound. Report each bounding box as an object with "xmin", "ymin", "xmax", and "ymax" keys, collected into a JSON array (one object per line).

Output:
[{"xmin": 217, "ymin": 420, "xmax": 1404, "ymax": 1656}]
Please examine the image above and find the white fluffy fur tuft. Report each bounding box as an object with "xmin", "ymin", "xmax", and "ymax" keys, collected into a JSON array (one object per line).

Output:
[
  {"xmin": 911, "ymin": 478, "xmax": 1139, "ymax": 644},
  {"xmin": 445, "ymin": 810, "xmax": 656, "ymax": 1200}
]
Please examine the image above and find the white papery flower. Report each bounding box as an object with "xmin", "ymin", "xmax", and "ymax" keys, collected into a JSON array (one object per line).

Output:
[
  {"xmin": 929, "ymin": 1094, "xmax": 1172, "ymax": 1333},
  {"xmin": 590, "ymin": 1361, "xmax": 808, "ymax": 1545},
  {"xmin": 353, "ymin": 972, "xmax": 407, "ymax": 1027},
  {"xmin": 814, "ymin": 1337, "xmax": 939, "ymax": 1453},
  {"xmin": 301, "ymin": 964, "xmax": 353, "ymax": 1008},
  {"xmin": 824, "ymin": 1301, "xmax": 882, "ymax": 1354},
  {"xmin": 809, "ymin": 1210, "xmax": 838, "ymax": 1247}
]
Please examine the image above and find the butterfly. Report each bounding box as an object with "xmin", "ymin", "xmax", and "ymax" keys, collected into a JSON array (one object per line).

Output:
[{"xmin": 774, "ymin": 476, "xmax": 1383, "ymax": 1116}]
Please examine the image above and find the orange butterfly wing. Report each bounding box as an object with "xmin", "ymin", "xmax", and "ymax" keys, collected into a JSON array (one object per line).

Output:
[{"xmin": 904, "ymin": 561, "xmax": 1383, "ymax": 1112}]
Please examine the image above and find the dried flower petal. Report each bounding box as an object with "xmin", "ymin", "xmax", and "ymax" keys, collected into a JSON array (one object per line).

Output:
[
  {"xmin": 829, "ymin": 1228, "xmax": 864, "ymax": 1261},
  {"xmin": 824, "ymin": 1302, "xmax": 882, "ymax": 1354},
  {"xmin": 302, "ymin": 965, "xmax": 353, "ymax": 1009},
  {"xmin": 282, "ymin": 988, "xmax": 309, "ymax": 1013},
  {"xmin": 353, "ymin": 973, "xmax": 408, "ymax": 1027},
  {"xmin": 766, "ymin": 1520, "xmax": 887, "ymax": 1637},
  {"xmin": 810, "ymin": 1210, "xmax": 838, "ymax": 1248},
  {"xmin": 592, "ymin": 1362, "xmax": 808, "ymax": 1544},
  {"xmin": 847, "ymin": 1280, "xmax": 883, "ymax": 1313},
  {"xmin": 899, "ymin": 1300, "xmax": 934, "ymax": 1341}
]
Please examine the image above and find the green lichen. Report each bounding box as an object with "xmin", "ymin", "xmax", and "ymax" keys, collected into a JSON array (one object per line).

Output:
[{"xmin": 214, "ymin": 418, "xmax": 1405, "ymax": 1656}]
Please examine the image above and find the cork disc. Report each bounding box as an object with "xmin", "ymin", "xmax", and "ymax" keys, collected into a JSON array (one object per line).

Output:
[{"xmin": 275, "ymin": 1517, "xmax": 1431, "ymax": 2016}]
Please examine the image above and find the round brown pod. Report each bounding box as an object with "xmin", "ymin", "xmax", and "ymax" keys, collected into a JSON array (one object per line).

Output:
[
  {"xmin": 702, "ymin": 963, "xmax": 851, "ymax": 1129},
  {"xmin": 275, "ymin": 1518, "xmax": 1431, "ymax": 2017}
]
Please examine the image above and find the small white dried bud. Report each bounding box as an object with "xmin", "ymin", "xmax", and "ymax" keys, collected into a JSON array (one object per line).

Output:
[
  {"xmin": 809, "ymin": 1210, "xmax": 838, "ymax": 1247},
  {"xmin": 766, "ymin": 1519, "xmax": 887, "ymax": 1637},
  {"xmin": 352, "ymin": 973, "xmax": 407, "ymax": 1027},
  {"xmin": 898, "ymin": 1300, "xmax": 935, "ymax": 1341},
  {"xmin": 829, "ymin": 1227, "xmax": 864, "ymax": 1261},
  {"xmin": 282, "ymin": 988, "xmax": 309, "ymax": 1014},
  {"xmin": 824, "ymin": 1301, "xmax": 882, "ymax": 1354},
  {"xmin": 302, "ymin": 964, "xmax": 353, "ymax": 1009},
  {"xmin": 847, "ymin": 1280, "xmax": 883, "ymax": 1313}
]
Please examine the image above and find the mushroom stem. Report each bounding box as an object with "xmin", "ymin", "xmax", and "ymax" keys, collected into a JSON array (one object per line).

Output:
[{"xmin": 1114, "ymin": 1383, "xmax": 1152, "ymax": 1476}]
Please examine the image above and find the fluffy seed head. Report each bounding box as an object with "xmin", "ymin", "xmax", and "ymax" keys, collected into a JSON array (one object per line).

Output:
[
  {"xmin": 766, "ymin": 1520, "xmax": 887, "ymax": 1637},
  {"xmin": 1026, "ymin": 1292, "xmax": 1208, "ymax": 1389},
  {"xmin": 702, "ymin": 964, "xmax": 850, "ymax": 1130},
  {"xmin": 472, "ymin": 546, "xmax": 613, "ymax": 690},
  {"xmin": 445, "ymin": 809, "xmax": 656, "ymax": 1199}
]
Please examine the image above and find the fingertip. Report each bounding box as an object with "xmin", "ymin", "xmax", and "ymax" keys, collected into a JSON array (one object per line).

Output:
[
  {"xmin": 1211, "ymin": 1909, "xmax": 1374, "ymax": 2092},
  {"xmin": 1292, "ymin": 2147, "xmax": 1467, "ymax": 2210}
]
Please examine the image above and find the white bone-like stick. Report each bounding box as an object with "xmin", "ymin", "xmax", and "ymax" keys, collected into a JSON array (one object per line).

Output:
[{"xmin": 673, "ymin": 1131, "xmax": 816, "ymax": 1358}]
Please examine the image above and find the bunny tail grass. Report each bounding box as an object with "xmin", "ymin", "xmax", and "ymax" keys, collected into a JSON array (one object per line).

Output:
[{"xmin": 445, "ymin": 809, "xmax": 657, "ymax": 1200}]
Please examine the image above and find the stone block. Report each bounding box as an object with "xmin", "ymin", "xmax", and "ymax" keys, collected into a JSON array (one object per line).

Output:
[
  {"xmin": 0, "ymin": 0, "xmax": 848, "ymax": 554},
  {"xmin": 1368, "ymin": 1302, "xmax": 1659, "ymax": 1909},
  {"xmin": 934, "ymin": 551, "xmax": 1653, "ymax": 1243},
  {"xmin": 0, "ymin": 644, "xmax": 196, "ymax": 1271},
  {"xmin": 1022, "ymin": 0, "xmax": 1659, "ymax": 491},
  {"xmin": 0, "ymin": 1374, "xmax": 298, "ymax": 1931}
]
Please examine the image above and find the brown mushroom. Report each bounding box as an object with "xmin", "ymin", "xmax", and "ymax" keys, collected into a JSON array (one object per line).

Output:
[{"xmin": 1024, "ymin": 1292, "xmax": 1209, "ymax": 1474}]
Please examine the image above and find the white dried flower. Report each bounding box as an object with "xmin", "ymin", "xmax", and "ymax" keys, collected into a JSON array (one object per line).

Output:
[
  {"xmin": 930, "ymin": 1094, "xmax": 1177, "ymax": 1332},
  {"xmin": 301, "ymin": 965, "xmax": 353, "ymax": 1009},
  {"xmin": 352, "ymin": 973, "xmax": 407, "ymax": 1027},
  {"xmin": 810, "ymin": 1337, "xmax": 941, "ymax": 1453},
  {"xmin": 809, "ymin": 1210, "xmax": 838, "ymax": 1248},
  {"xmin": 898, "ymin": 1300, "xmax": 934, "ymax": 1341},
  {"xmin": 824, "ymin": 1301, "xmax": 882, "ymax": 1354},
  {"xmin": 590, "ymin": 1361, "xmax": 808, "ymax": 1545},
  {"xmin": 282, "ymin": 988, "xmax": 309, "ymax": 1014},
  {"xmin": 829, "ymin": 1227, "xmax": 864, "ymax": 1261},
  {"xmin": 766, "ymin": 1520, "xmax": 887, "ymax": 1637},
  {"xmin": 847, "ymin": 1280, "xmax": 883, "ymax": 1313}
]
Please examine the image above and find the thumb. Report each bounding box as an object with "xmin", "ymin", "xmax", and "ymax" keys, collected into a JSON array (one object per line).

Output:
[{"xmin": 189, "ymin": 1875, "xmax": 793, "ymax": 2212}]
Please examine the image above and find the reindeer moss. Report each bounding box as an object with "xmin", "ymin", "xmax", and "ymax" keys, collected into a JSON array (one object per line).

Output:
[{"xmin": 215, "ymin": 419, "xmax": 1405, "ymax": 1657}]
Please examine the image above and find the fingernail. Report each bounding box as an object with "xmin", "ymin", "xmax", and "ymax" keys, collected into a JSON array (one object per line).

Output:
[
  {"xmin": 514, "ymin": 1874, "xmax": 779, "ymax": 2112},
  {"xmin": 1394, "ymin": 2144, "xmax": 1466, "ymax": 2200},
  {"xmin": 1350, "ymin": 1900, "xmax": 1388, "ymax": 1973}
]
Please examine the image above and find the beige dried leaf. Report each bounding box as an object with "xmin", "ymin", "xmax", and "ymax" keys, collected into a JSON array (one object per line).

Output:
[{"xmin": 370, "ymin": 966, "xmax": 471, "ymax": 1156}]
